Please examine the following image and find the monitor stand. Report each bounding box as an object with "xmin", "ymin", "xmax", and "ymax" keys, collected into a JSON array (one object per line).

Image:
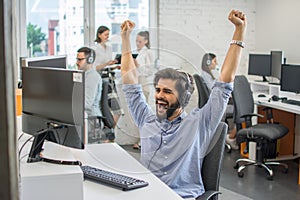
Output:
[
  {"xmin": 268, "ymin": 77, "xmax": 280, "ymax": 85},
  {"xmin": 269, "ymin": 82, "xmax": 280, "ymax": 85},
  {"xmin": 254, "ymin": 76, "xmax": 268, "ymax": 82},
  {"xmin": 27, "ymin": 128, "xmax": 81, "ymax": 166}
]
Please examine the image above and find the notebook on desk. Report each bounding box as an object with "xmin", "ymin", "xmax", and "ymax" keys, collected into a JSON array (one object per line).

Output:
[{"xmin": 115, "ymin": 54, "xmax": 138, "ymax": 64}]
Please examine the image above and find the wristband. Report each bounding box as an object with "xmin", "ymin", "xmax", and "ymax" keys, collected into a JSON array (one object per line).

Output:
[{"xmin": 230, "ymin": 40, "xmax": 245, "ymax": 48}]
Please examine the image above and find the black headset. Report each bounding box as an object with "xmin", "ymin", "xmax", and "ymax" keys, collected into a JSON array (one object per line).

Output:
[
  {"xmin": 177, "ymin": 70, "xmax": 193, "ymax": 108},
  {"xmin": 269, "ymin": 95, "xmax": 287, "ymax": 102},
  {"xmin": 87, "ymin": 48, "xmax": 95, "ymax": 64},
  {"xmin": 206, "ymin": 53, "xmax": 212, "ymax": 66}
]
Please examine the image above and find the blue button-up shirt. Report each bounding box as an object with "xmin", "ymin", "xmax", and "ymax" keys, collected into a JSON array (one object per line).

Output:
[{"xmin": 123, "ymin": 81, "xmax": 233, "ymax": 198}]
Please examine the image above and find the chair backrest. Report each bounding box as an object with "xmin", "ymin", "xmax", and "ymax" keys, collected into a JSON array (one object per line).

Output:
[
  {"xmin": 232, "ymin": 75, "xmax": 254, "ymax": 125},
  {"xmin": 193, "ymin": 74, "xmax": 210, "ymax": 108},
  {"xmin": 101, "ymin": 80, "xmax": 115, "ymax": 128},
  {"xmin": 201, "ymin": 122, "xmax": 228, "ymax": 198}
]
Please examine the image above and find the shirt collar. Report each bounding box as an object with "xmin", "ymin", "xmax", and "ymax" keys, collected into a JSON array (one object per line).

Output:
[{"xmin": 159, "ymin": 111, "xmax": 186, "ymax": 125}]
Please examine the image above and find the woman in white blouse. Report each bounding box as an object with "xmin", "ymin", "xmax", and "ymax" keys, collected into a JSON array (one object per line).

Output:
[
  {"xmin": 135, "ymin": 31, "xmax": 154, "ymax": 102},
  {"xmin": 91, "ymin": 26, "xmax": 122, "ymax": 142},
  {"xmin": 133, "ymin": 31, "xmax": 155, "ymax": 149}
]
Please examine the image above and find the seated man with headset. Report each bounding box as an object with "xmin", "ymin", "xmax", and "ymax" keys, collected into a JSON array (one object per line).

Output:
[
  {"xmin": 76, "ymin": 47, "xmax": 102, "ymax": 123},
  {"xmin": 120, "ymin": 9, "xmax": 246, "ymax": 200}
]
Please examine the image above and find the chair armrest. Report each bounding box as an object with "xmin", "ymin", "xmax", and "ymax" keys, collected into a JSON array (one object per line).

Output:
[
  {"xmin": 87, "ymin": 116, "xmax": 106, "ymax": 120},
  {"xmin": 196, "ymin": 190, "xmax": 221, "ymax": 200},
  {"xmin": 240, "ymin": 113, "xmax": 264, "ymax": 119},
  {"xmin": 96, "ymin": 116, "xmax": 106, "ymax": 120}
]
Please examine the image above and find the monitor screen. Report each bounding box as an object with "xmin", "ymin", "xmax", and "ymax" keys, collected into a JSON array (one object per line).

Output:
[
  {"xmin": 22, "ymin": 67, "xmax": 85, "ymax": 162},
  {"xmin": 22, "ymin": 55, "xmax": 67, "ymax": 69},
  {"xmin": 270, "ymin": 51, "xmax": 283, "ymax": 81},
  {"xmin": 280, "ymin": 64, "xmax": 300, "ymax": 94},
  {"xmin": 248, "ymin": 54, "xmax": 271, "ymax": 81}
]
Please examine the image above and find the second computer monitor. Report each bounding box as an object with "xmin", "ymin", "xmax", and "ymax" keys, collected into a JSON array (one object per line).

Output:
[
  {"xmin": 280, "ymin": 64, "xmax": 300, "ymax": 94},
  {"xmin": 270, "ymin": 51, "xmax": 284, "ymax": 84},
  {"xmin": 248, "ymin": 54, "xmax": 271, "ymax": 82},
  {"xmin": 21, "ymin": 55, "xmax": 67, "ymax": 69}
]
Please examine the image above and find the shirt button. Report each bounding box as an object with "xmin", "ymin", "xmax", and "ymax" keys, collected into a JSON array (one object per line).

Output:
[
  {"xmin": 163, "ymin": 140, "xmax": 167, "ymax": 144},
  {"xmin": 163, "ymin": 171, "xmax": 167, "ymax": 175}
]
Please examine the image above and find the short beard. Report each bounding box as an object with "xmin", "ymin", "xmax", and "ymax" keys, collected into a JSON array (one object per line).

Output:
[{"xmin": 156, "ymin": 100, "xmax": 180, "ymax": 122}]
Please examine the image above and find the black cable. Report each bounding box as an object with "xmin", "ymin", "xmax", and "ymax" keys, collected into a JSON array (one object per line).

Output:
[
  {"xmin": 147, "ymin": 131, "xmax": 163, "ymax": 169},
  {"xmin": 41, "ymin": 157, "xmax": 82, "ymax": 166},
  {"xmin": 18, "ymin": 129, "xmax": 48, "ymax": 161},
  {"xmin": 18, "ymin": 135, "xmax": 34, "ymax": 159},
  {"xmin": 18, "ymin": 133, "xmax": 25, "ymax": 141},
  {"xmin": 147, "ymin": 121, "xmax": 174, "ymax": 169}
]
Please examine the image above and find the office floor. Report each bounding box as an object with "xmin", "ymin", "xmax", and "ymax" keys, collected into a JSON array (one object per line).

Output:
[{"xmin": 121, "ymin": 145, "xmax": 300, "ymax": 200}]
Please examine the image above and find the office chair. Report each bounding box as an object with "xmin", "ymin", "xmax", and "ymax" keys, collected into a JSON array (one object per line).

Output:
[
  {"xmin": 88, "ymin": 80, "xmax": 115, "ymax": 143},
  {"xmin": 232, "ymin": 75, "xmax": 289, "ymax": 180},
  {"xmin": 193, "ymin": 74, "xmax": 210, "ymax": 108},
  {"xmin": 193, "ymin": 74, "xmax": 232, "ymax": 153},
  {"xmin": 196, "ymin": 122, "xmax": 228, "ymax": 200}
]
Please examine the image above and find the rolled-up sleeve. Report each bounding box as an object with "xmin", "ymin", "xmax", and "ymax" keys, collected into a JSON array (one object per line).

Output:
[{"xmin": 122, "ymin": 84, "xmax": 154, "ymax": 127}]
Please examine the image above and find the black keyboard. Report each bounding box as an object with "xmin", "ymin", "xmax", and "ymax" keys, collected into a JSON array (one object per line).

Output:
[
  {"xmin": 80, "ymin": 165, "xmax": 148, "ymax": 191},
  {"xmin": 282, "ymin": 99, "xmax": 300, "ymax": 106}
]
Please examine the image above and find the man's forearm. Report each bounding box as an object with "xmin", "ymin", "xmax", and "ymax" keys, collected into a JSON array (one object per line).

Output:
[
  {"xmin": 120, "ymin": 21, "xmax": 138, "ymax": 84},
  {"xmin": 219, "ymin": 10, "xmax": 247, "ymax": 83},
  {"xmin": 220, "ymin": 28, "xmax": 245, "ymax": 83}
]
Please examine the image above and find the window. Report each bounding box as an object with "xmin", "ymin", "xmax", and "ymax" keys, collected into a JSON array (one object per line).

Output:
[
  {"xmin": 26, "ymin": 0, "xmax": 84, "ymax": 68},
  {"xmin": 23, "ymin": 0, "xmax": 153, "ymax": 70},
  {"xmin": 94, "ymin": 0, "xmax": 150, "ymax": 56}
]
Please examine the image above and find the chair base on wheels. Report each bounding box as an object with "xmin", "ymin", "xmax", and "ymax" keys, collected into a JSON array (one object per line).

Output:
[
  {"xmin": 225, "ymin": 143, "xmax": 231, "ymax": 153},
  {"xmin": 234, "ymin": 158, "xmax": 288, "ymax": 180}
]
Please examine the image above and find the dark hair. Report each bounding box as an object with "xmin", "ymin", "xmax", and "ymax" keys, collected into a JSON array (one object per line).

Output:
[
  {"xmin": 137, "ymin": 31, "xmax": 150, "ymax": 49},
  {"xmin": 77, "ymin": 47, "xmax": 95, "ymax": 64},
  {"xmin": 201, "ymin": 53, "xmax": 216, "ymax": 79},
  {"xmin": 154, "ymin": 68, "xmax": 194, "ymax": 107},
  {"xmin": 94, "ymin": 26, "xmax": 110, "ymax": 43}
]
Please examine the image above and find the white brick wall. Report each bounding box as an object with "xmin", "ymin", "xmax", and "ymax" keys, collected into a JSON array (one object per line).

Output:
[
  {"xmin": 156, "ymin": 0, "xmax": 256, "ymax": 113},
  {"xmin": 157, "ymin": 0, "xmax": 256, "ymax": 76}
]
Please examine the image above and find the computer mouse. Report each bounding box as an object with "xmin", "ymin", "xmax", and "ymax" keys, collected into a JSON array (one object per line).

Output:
[{"xmin": 258, "ymin": 94, "xmax": 266, "ymax": 98}]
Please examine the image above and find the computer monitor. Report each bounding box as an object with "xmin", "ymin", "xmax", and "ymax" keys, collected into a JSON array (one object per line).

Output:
[
  {"xmin": 22, "ymin": 67, "xmax": 85, "ymax": 163},
  {"xmin": 270, "ymin": 51, "xmax": 284, "ymax": 84},
  {"xmin": 248, "ymin": 54, "xmax": 271, "ymax": 82},
  {"xmin": 280, "ymin": 64, "xmax": 300, "ymax": 94},
  {"xmin": 21, "ymin": 55, "xmax": 67, "ymax": 69}
]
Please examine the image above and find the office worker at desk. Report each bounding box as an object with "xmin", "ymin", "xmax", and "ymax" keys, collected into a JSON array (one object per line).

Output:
[
  {"xmin": 76, "ymin": 47, "xmax": 102, "ymax": 117},
  {"xmin": 201, "ymin": 53, "xmax": 219, "ymax": 90},
  {"xmin": 120, "ymin": 9, "xmax": 246, "ymax": 199},
  {"xmin": 201, "ymin": 53, "xmax": 238, "ymax": 150}
]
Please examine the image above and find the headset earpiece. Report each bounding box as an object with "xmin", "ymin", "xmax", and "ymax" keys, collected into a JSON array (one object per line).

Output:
[
  {"xmin": 177, "ymin": 70, "xmax": 193, "ymax": 108},
  {"xmin": 206, "ymin": 54, "xmax": 212, "ymax": 66},
  {"xmin": 206, "ymin": 59, "xmax": 211, "ymax": 66},
  {"xmin": 87, "ymin": 49, "xmax": 95, "ymax": 64}
]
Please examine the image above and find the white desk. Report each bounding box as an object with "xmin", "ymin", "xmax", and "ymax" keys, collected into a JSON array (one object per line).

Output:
[
  {"xmin": 71, "ymin": 143, "xmax": 183, "ymax": 200},
  {"xmin": 20, "ymin": 140, "xmax": 84, "ymax": 200},
  {"xmin": 19, "ymin": 135, "xmax": 183, "ymax": 200},
  {"xmin": 250, "ymin": 81, "xmax": 300, "ymax": 184}
]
